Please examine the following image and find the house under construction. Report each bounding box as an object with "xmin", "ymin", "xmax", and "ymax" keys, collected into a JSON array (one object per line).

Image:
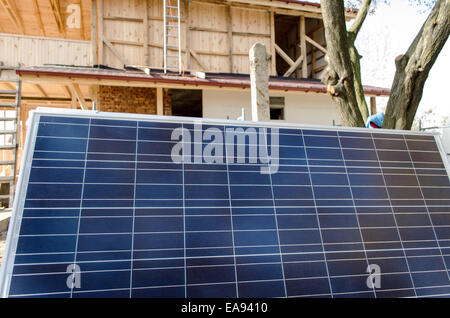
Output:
[{"xmin": 0, "ymin": 0, "xmax": 391, "ymax": 207}]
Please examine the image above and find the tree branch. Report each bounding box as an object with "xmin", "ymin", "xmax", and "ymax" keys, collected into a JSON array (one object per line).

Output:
[
  {"xmin": 383, "ymin": 0, "xmax": 450, "ymax": 130},
  {"xmin": 348, "ymin": 0, "xmax": 371, "ymax": 40}
]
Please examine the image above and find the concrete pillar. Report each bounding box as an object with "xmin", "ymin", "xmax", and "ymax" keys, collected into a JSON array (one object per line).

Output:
[{"xmin": 249, "ymin": 43, "xmax": 270, "ymax": 122}]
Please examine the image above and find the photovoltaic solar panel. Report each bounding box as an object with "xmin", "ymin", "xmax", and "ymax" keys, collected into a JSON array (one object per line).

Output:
[{"xmin": 1, "ymin": 108, "xmax": 450, "ymax": 298}]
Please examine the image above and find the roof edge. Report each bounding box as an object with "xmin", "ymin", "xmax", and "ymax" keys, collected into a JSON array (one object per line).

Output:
[{"xmin": 16, "ymin": 67, "xmax": 390, "ymax": 97}]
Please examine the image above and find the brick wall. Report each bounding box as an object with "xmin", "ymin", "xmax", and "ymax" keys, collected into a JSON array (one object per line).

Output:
[{"xmin": 98, "ymin": 86, "xmax": 172, "ymax": 115}]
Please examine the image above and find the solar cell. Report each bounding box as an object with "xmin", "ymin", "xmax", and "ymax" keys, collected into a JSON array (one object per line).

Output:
[{"xmin": 1, "ymin": 108, "xmax": 450, "ymax": 298}]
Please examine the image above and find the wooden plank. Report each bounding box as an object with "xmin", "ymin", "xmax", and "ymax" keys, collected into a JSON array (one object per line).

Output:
[
  {"xmin": 185, "ymin": 0, "xmax": 191, "ymax": 69},
  {"xmin": 311, "ymin": 33, "xmax": 316, "ymax": 79},
  {"xmin": 63, "ymin": 85, "xmax": 72, "ymax": 98},
  {"xmin": 103, "ymin": 37, "xmax": 128, "ymax": 66},
  {"xmin": 0, "ymin": 0, "xmax": 25, "ymax": 34},
  {"xmin": 143, "ymin": 0, "xmax": 149, "ymax": 66},
  {"xmin": 370, "ymin": 96, "xmax": 376, "ymax": 115},
  {"xmin": 189, "ymin": 49, "xmax": 207, "ymax": 70},
  {"xmin": 156, "ymin": 87, "xmax": 163, "ymax": 115},
  {"xmin": 305, "ymin": 34, "xmax": 327, "ymax": 54},
  {"xmin": 49, "ymin": 0, "xmax": 66, "ymax": 36},
  {"xmin": 103, "ymin": 16, "xmax": 142, "ymax": 22},
  {"xmin": 232, "ymin": 31, "xmax": 270, "ymax": 37},
  {"xmin": 79, "ymin": 0, "xmax": 85, "ymax": 40},
  {"xmin": 227, "ymin": 5, "xmax": 233, "ymax": 73},
  {"xmin": 34, "ymin": 84, "xmax": 48, "ymax": 97},
  {"xmin": 32, "ymin": 0, "xmax": 45, "ymax": 36},
  {"xmin": 91, "ymin": 0, "xmax": 97, "ymax": 65},
  {"xmin": 274, "ymin": 43, "xmax": 294, "ymax": 66},
  {"xmin": 299, "ymin": 15, "xmax": 307, "ymax": 78},
  {"xmin": 307, "ymin": 21, "xmax": 323, "ymax": 37},
  {"xmin": 283, "ymin": 55, "xmax": 303, "ymax": 77},
  {"xmin": 71, "ymin": 83, "xmax": 86, "ymax": 110},
  {"xmin": 189, "ymin": 26, "xmax": 227, "ymax": 33},
  {"xmin": 102, "ymin": 16, "xmax": 185, "ymax": 23},
  {"xmin": 98, "ymin": 0, "xmax": 103, "ymax": 64},
  {"xmin": 89, "ymin": 85, "xmax": 99, "ymax": 109},
  {"xmin": 71, "ymin": 87, "xmax": 77, "ymax": 108},
  {"xmin": 270, "ymin": 9, "xmax": 276, "ymax": 76},
  {"xmin": 226, "ymin": 0, "xmax": 356, "ymax": 19}
]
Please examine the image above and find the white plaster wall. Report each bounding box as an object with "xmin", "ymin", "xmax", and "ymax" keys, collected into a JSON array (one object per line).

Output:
[{"xmin": 202, "ymin": 89, "xmax": 341, "ymax": 126}]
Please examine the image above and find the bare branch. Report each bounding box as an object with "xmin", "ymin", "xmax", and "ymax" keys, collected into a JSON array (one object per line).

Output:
[{"xmin": 348, "ymin": 0, "xmax": 371, "ymax": 40}]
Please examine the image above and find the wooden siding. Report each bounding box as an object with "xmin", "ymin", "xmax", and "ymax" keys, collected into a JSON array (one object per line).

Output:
[{"xmin": 0, "ymin": 33, "xmax": 92, "ymax": 66}]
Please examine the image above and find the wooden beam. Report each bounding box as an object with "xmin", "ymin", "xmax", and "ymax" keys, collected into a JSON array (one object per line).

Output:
[
  {"xmin": 91, "ymin": 0, "xmax": 97, "ymax": 65},
  {"xmin": 89, "ymin": 85, "xmax": 99, "ymax": 109},
  {"xmin": 185, "ymin": 0, "xmax": 191, "ymax": 69},
  {"xmin": 305, "ymin": 34, "xmax": 327, "ymax": 54},
  {"xmin": 0, "ymin": 0, "xmax": 25, "ymax": 34},
  {"xmin": 34, "ymin": 84, "xmax": 48, "ymax": 97},
  {"xmin": 156, "ymin": 87, "xmax": 163, "ymax": 115},
  {"xmin": 63, "ymin": 85, "xmax": 72, "ymax": 99},
  {"xmin": 232, "ymin": 31, "xmax": 270, "ymax": 38},
  {"xmin": 189, "ymin": 49, "xmax": 208, "ymax": 71},
  {"xmin": 143, "ymin": 0, "xmax": 149, "ymax": 66},
  {"xmin": 284, "ymin": 55, "xmax": 303, "ymax": 77},
  {"xmin": 79, "ymin": 0, "xmax": 85, "ymax": 40},
  {"xmin": 103, "ymin": 37, "xmax": 129, "ymax": 66},
  {"xmin": 71, "ymin": 87, "xmax": 77, "ymax": 108},
  {"xmin": 370, "ymin": 96, "xmax": 376, "ymax": 115},
  {"xmin": 98, "ymin": 0, "xmax": 103, "ymax": 64},
  {"xmin": 49, "ymin": 0, "xmax": 66, "ymax": 36},
  {"xmin": 274, "ymin": 43, "xmax": 294, "ymax": 66},
  {"xmin": 227, "ymin": 5, "xmax": 233, "ymax": 73},
  {"xmin": 270, "ymin": 9, "xmax": 276, "ymax": 76},
  {"xmin": 103, "ymin": 15, "xmax": 185, "ymax": 23},
  {"xmin": 189, "ymin": 26, "xmax": 227, "ymax": 33},
  {"xmin": 71, "ymin": 83, "xmax": 86, "ymax": 110},
  {"xmin": 311, "ymin": 33, "xmax": 316, "ymax": 79},
  {"xmin": 307, "ymin": 21, "xmax": 323, "ymax": 37},
  {"xmin": 299, "ymin": 15, "xmax": 308, "ymax": 78},
  {"xmin": 32, "ymin": 0, "xmax": 45, "ymax": 36}
]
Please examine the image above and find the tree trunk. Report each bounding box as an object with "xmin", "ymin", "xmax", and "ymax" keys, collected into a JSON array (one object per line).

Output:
[
  {"xmin": 320, "ymin": 0, "xmax": 370, "ymax": 127},
  {"xmin": 383, "ymin": 0, "xmax": 450, "ymax": 130}
]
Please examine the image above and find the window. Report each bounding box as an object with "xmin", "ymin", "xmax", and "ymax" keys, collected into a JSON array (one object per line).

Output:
[{"xmin": 270, "ymin": 96, "xmax": 285, "ymax": 120}]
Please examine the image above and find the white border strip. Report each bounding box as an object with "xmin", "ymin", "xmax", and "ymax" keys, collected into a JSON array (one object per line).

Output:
[
  {"xmin": 33, "ymin": 107, "xmax": 439, "ymax": 137},
  {"xmin": 0, "ymin": 110, "xmax": 40, "ymax": 297}
]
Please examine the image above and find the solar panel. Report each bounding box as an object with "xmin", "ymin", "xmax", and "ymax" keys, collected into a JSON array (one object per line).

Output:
[{"xmin": 1, "ymin": 108, "xmax": 450, "ymax": 298}]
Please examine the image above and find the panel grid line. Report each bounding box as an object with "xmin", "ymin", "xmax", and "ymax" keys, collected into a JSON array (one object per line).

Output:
[
  {"xmin": 70, "ymin": 118, "xmax": 91, "ymax": 298},
  {"xmin": 300, "ymin": 130, "xmax": 333, "ymax": 298},
  {"xmin": 223, "ymin": 124, "xmax": 240, "ymax": 298},
  {"xmin": 369, "ymin": 132, "xmax": 418, "ymax": 298},
  {"xmin": 402, "ymin": 135, "xmax": 450, "ymax": 284},
  {"xmin": 128, "ymin": 121, "xmax": 139, "ymax": 298},
  {"xmin": 181, "ymin": 122, "xmax": 187, "ymax": 298},
  {"xmin": 336, "ymin": 131, "xmax": 376, "ymax": 298},
  {"xmin": 264, "ymin": 128, "xmax": 288, "ymax": 298}
]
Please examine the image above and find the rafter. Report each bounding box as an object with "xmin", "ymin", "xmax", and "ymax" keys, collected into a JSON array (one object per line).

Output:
[
  {"xmin": 32, "ymin": 0, "xmax": 46, "ymax": 36},
  {"xmin": 63, "ymin": 85, "xmax": 72, "ymax": 98},
  {"xmin": 34, "ymin": 84, "xmax": 48, "ymax": 97},
  {"xmin": 49, "ymin": 0, "xmax": 66, "ymax": 36},
  {"xmin": 0, "ymin": 0, "xmax": 25, "ymax": 34},
  {"xmin": 71, "ymin": 83, "xmax": 86, "ymax": 110}
]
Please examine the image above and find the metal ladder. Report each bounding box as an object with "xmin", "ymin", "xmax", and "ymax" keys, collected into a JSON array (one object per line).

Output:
[
  {"xmin": 0, "ymin": 81, "xmax": 21, "ymax": 208},
  {"xmin": 163, "ymin": 0, "xmax": 182, "ymax": 74}
]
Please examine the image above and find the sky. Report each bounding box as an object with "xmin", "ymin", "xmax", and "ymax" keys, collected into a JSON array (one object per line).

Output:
[{"xmin": 308, "ymin": 0, "xmax": 449, "ymax": 128}]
